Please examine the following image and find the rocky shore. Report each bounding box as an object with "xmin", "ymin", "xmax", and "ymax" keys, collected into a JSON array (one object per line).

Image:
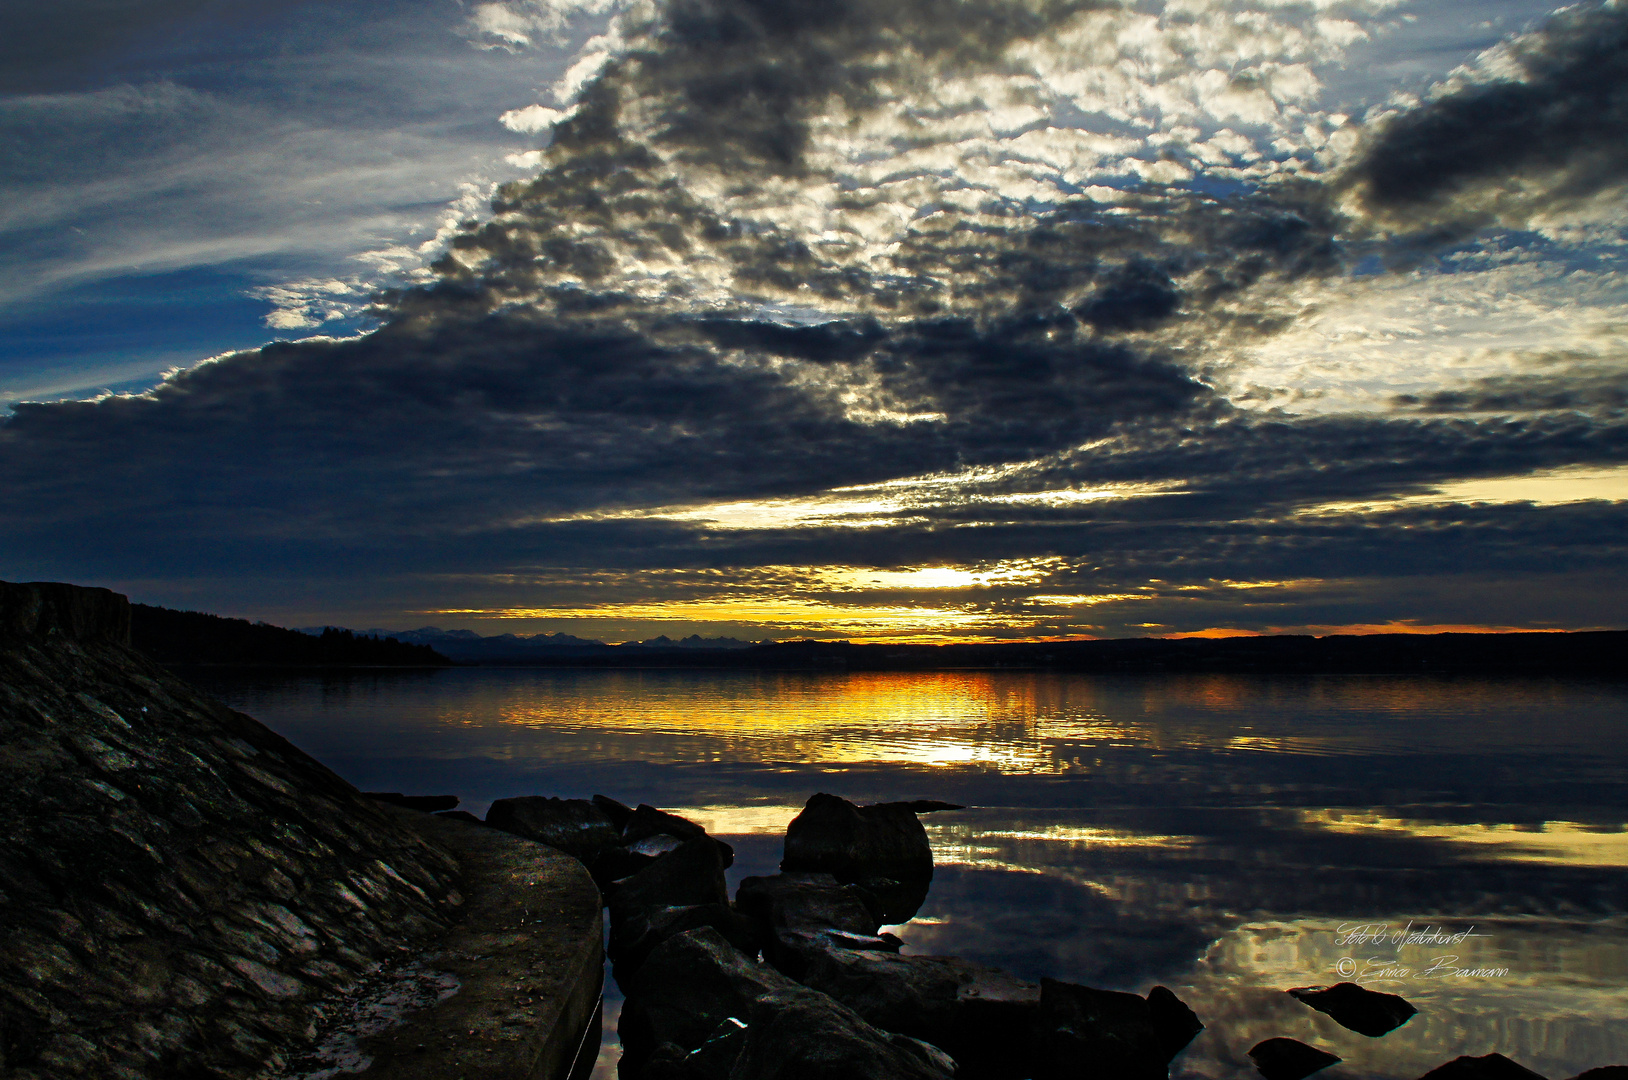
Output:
[
  {"xmin": 480, "ymin": 791, "xmax": 1625, "ymax": 1080},
  {"xmin": 0, "ymin": 581, "xmax": 598, "ymax": 1080},
  {"xmin": 4, "ymin": 578, "xmax": 1624, "ymax": 1080}
]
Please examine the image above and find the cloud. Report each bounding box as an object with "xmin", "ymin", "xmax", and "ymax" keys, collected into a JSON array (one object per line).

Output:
[
  {"xmin": 1341, "ymin": 1, "xmax": 1628, "ymax": 236},
  {"xmin": 6, "ymin": 0, "xmax": 1628, "ymax": 638}
]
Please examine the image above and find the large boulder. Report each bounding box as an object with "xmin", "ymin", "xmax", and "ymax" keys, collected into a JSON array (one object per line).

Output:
[
  {"xmin": 608, "ymin": 836, "xmax": 730, "ymax": 926},
  {"xmin": 780, "ymin": 794, "xmax": 942, "ymax": 922},
  {"xmin": 1033, "ymin": 978, "xmax": 1204, "ymax": 1080},
  {"xmin": 798, "ymin": 947, "xmax": 1041, "ymax": 1079},
  {"xmin": 485, "ymin": 796, "xmax": 622, "ymax": 862},
  {"xmin": 1417, "ymin": 1055, "xmax": 1549, "ymax": 1080},
  {"xmin": 1288, "ymin": 982, "xmax": 1416, "ymax": 1037},
  {"xmin": 594, "ymin": 793, "xmax": 636, "ymax": 831},
  {"xmin": 591, "ymin": 803, "xmax": 733, "ymax": 887},
  {"xmin": 729, "ymin": 988, "xmax": 956, "ymax": 1080},
  {"xmin": 618, "ymin": 926, "xmax": 802, "ymax": 1071},
  {"xmin": 624, "ymin": 803, "xmax": 735, "ymax": 865},
  {"xmin": 609, "ymin": 902, "xmax": 761, "ymax": 985},
  {"xmin": 736, "ymin": 872, "xmax": 897, "ymax": 977},
  {"xmin": 1249, "ymin": 1038, "xmax": 1342, "ymax": 1080}
]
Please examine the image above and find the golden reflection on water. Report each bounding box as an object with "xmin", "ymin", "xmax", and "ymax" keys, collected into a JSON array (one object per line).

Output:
[
  {"xmin": 1298, "ymin": 811, "xmax": 1628, "ymax": 867},
  {"xmin": 421, "ymin": 670, "xmax": 1624, "ymax": 769},
  {"xmin": 210, "ymin": 668, "xmax": 1628, "ymax": 1080}
]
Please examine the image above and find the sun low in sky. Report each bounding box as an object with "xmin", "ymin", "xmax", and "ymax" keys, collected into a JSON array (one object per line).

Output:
[{"xmin": 1, "ymin": 0, "xmax": 1626, "ymax": 641}]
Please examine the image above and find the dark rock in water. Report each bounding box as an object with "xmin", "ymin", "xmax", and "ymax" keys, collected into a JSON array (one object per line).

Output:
[
  {"xmin": 622, "ymin": 803, "xmax": 735, "ymax": 867},
  {"xmin": 434, "ymin": 808, "xmax": 484, "ymax": 823},
  {"xmin": 1249, "ymin": 1038, "xmax": 1342, "ymax": 1080},
  {"xmin": 632, "ymin": 833, "xmax": 687, "ymax": 859},
  {"xmin": 619, "ymin": 926, "xmax": 802, "ymax": 1071},
  {"xmin": 783, "ymin": 793, "xmax": 933, "ymax": 879},
  {"xmin": 485, "ymin": 795, "xmax": 622, "ymax": 862},
  {"xmin": 1034, "ymin": 978, "xmax": 1203, "ymax": 1080},
  {"xmin": 366, "ymin": 791, "xmax": 460, "ymax": 812},
  {"xmin": 595, "ymin": 792, "xmax": 636, "ymax": 831},
  {"xmin": 1418, "ymin": 1055, "xmax": 1550, "ymax": 1080},
  {"xmin": 1289, "ymin": 982, "xmax": 1417, "ymax": 1037},
  {"xmin": 799, "ymin": 946, "xmax": 1041, "ymax": 1079},
  {"xmin": 767, "ymin": 928, "xmax": 903, "ymax": 980},
  {"xmin": 642, "ymin": 1041, "xmax": 700, "ymax": 1080},
  {"xmin": 1568, "ymin": 1069, "xmax": 1628, "ymax": 1080},
  {"xmin": 852, "ymin": 873, "xmax": 932, "ymax": 926},
  {"xmin": 688, "ymin": 1016, "xmax": 751, "ymax": 1080},
  {"xmin": 0, "ymin": 581, "xmax": 464, "ymax": 1080},
  {"xmin": 1147, "ymin": 984, "xmax": 1204, "ymax": 1058},
  {"xmin": 730, "ymin": 987, "xmax": 955, "ymax": 1080},
  {"xmin": 593, "ymin": 841, "xmax": 669, "ymax": 888},
  {"xmin": 736, "ymin": 872, "xmax": 889, "ymax": 977},
  {"xmin": 780, "ymin": 793, "xmax": 935, "ymax": 922},
  {"xmin": 609, "ymin": 837, "xmax": 730, "ymax": 928},
  {"xmin": 609, "ymin": 902, "xmax": 760, "ymax": 985},
  {"xmin": 738, "ymin": 872, "xmax": 882, "ymax": 936},
  {"xmin": 906, "ymin": 800, "xmax": 967, "ymax": 813}
]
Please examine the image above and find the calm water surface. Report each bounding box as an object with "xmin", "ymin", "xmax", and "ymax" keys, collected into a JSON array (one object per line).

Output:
[{"xmin": 193, "ymin": 668, "xmax": 1628, "ymax": 1080}]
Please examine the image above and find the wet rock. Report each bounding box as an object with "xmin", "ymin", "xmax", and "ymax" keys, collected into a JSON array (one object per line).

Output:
[
  {"xmin": 781, "ymin": 794, "xmax": 935, "ymax": 922},
  {"xmin": 594, "ymin": 793, "xmax": 636, "ymax": 831},
  {"xmin": 485, "ymin": 795, "xmax": 622, "ymax": 862},
  {"xmin": 590, "ymin": 833, "xmax": 681, "ymax": 887},
  {"xmin": 622, "ymin": 803, "xmax": 735, "ymax": 867},
  {"xmin": 364, "ymin": 792, "xmax": 459, "ymax": 813},
  {"xmin": 1288, "ymin": 982, "xmax": 1416, "ymax": 1037},
  {"xmin": 689, "ymin": 1016, "xmax": 750, "ymax": 1080},
  {"xmin": 799, "ymin": 946, "xmax": 1041, "ymax": 1079},
  {"xmin": 643, "ymin": 1041, "xmax": 700, "ymax": 1080},
  {"xmin": 609, "ymin": 902, "xmax": 760, "ymax": 984},
  {"xmin": 609, "ymin": 837, "xmax": 730, "ymax": 927},
  {"xmin": 1033, "ymin": 978, "xmax": 1203, "ymax": 1080},
  {"xmin": 619, "ymin": 926, "xmax": 802, "ymax": 1071},
  {"xmin": 433, "ymin": 809, "xmax": 483, "ymax": 824},
  {"xmin": 1418, "ymin": 1054, "xmax": 1549, "ymax": 1080},
  {"xmin": 730, "ymin": 987, "xmax": 955, "ymax": 1080},
  {"xmin": 1249, "ymin": 1038, "xmax": 1342, "ymax": 1080},
  {"xmin": 737, "ymin": 872, "xmax": 882, "ymax": 935},
  {"xmin": 0, "ymin": 581, "xmax": 463, "ymax": 1080},
  {"xmin": 906, "ymin": 800, "xmax": 967, "ymax": 813},
  {"xmin": 1147, "ymin": 984, "xmax": 1204, "ymax": 1059},
  {"xmin": 736, "ymin": 872, "xmax": 891, "ymax": 977}
]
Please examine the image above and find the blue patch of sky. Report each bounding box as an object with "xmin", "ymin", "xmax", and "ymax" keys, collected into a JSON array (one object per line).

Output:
[
  {"xmin": 0, "ymin": 0, "xmax": 592, "ymax": 405},
  {"xmin": 0, "ymin": 266, "xmax": 312, "ymax": 407}
]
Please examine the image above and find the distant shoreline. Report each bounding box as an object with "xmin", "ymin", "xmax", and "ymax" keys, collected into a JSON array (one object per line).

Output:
[{"xmin": 163, "ymin": 629, "xmax": 1628, "ymax": 677}]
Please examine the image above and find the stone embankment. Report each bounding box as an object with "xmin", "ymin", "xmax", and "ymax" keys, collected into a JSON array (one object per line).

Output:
[{"xmin": 0, "ymin": 581, "xmax": 601, "ymax": 1080}]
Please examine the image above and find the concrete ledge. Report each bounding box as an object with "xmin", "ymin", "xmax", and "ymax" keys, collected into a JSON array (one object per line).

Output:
[{"xmin": 361, "ymin": 809, "xmax": 605, "ymax": 1080}]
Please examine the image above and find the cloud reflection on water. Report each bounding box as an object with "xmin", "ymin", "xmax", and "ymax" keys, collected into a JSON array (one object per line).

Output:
[{"xmin": 196, "ymin": 668, "xmax": 1628, "ymax": 1080}]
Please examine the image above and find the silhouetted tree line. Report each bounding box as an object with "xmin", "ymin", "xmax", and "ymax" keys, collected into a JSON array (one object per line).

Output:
[{"xmin": 130, "ymin": 604, "xmax": 451, "ymax": 666}]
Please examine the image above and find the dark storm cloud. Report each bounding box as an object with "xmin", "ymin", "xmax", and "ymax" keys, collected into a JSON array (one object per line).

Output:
[
  {"xmin": 0, "ymin": 298, "xmax": 1215, "ymax": 550},
  {"xmin": 1394, "ymin": 355, "xmax": 1628, "ymax": 415},
  {"xmin": 6, "ymin": 0, "xmax": 1626, "ymax": 635},
  {"xmin": 602, "ymin": 0, "xmax": 1113, "ymax": 175},
  {"xmin": 1344, "ymin": 1, "xmax": 1628, "ymax": 233}
]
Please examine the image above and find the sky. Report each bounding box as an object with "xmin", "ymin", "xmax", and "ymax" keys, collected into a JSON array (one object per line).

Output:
[{"xmin": 2, "ymin": 0, "xmax": 1627, "ymax": 643}]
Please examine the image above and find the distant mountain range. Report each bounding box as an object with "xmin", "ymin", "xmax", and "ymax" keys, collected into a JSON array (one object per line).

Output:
[
  {"xmin": 133, "ymin": 605, "xmax": 451, "ymax": 666},
  {"xmin": 294, "ymin": 625, "xmax": 759, "ymax": 663}
]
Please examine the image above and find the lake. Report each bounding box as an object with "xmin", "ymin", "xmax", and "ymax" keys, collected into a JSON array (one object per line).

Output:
[{"xmin": 191, "ymin": 667, "xmax": 1628, "ymax": 1080}]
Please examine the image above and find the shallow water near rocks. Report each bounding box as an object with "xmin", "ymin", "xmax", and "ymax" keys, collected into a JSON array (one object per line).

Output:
[{"xmin": 192, "ymin": 667, "xmax": 1628, "ymax": 1080}]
